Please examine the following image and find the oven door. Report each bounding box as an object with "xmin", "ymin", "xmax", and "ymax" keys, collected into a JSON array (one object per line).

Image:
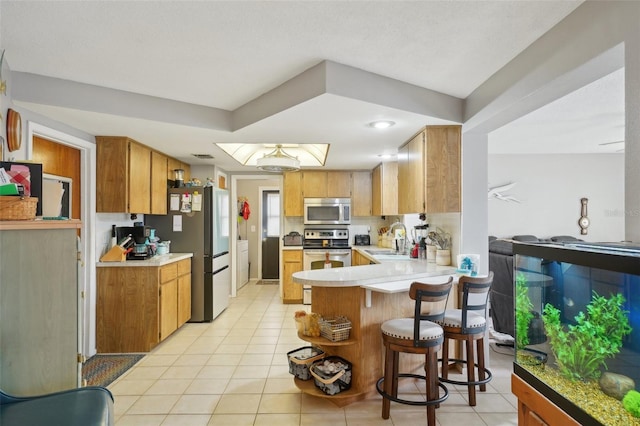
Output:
[{"xmin": 302, "ymin": 249, "xmax": 352, "ymax": 304}]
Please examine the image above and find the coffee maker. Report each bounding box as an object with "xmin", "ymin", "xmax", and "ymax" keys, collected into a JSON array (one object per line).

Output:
[{"xmin": 116, "ymin": 225, "xmax": 151, "ymax": 260}]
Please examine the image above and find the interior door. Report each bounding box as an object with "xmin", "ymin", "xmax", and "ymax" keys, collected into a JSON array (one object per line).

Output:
[{"xmin": 261, "ymin": 190, "xmax": 280, "ymax": 279}]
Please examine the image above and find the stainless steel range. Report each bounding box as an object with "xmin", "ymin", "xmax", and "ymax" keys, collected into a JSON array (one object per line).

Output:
[{"xmin": 302, "ymin": 228, "xmax": 352, "ymax": 304}]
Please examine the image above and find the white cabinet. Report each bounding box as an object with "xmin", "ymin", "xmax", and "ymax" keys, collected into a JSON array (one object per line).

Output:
[{"xmin": 237, "ymin": 240, "xmax": 249, "ymax": 289}]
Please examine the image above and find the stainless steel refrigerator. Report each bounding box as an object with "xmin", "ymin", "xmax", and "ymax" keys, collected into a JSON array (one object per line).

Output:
[{"xmin": 146, "ymin": 186, "xmax": 230, "ymax": 322}]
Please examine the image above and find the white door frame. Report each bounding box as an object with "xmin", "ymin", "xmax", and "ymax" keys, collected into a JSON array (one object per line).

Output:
[
  {"xmin": 258, "ymin": 185, "xmax": 280, "ymax": 282},
  {"xmin": 26, "ymin": 121, "xmax": 96, "ymax": 359},
  {"xmin": 230, "ymin": 174, "xmax": 283, "ymax": 297}
]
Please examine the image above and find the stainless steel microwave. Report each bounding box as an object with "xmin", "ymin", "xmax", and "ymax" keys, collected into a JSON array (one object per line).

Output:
[{"xmin": 304, "ymin": 198, "xmax": 351, "ymax": 225}]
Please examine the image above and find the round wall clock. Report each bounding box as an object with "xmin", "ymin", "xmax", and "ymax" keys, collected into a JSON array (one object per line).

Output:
[{"xmin": 6, "ymin": 108, "xmax": 21, "ymax": 152}]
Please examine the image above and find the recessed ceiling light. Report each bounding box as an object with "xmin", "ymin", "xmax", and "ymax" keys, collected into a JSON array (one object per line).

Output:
[
  {"xmin": 369, "ymin": 120, "xmax": 395, "ymax": 129},
  {"xmin": 377, "ymin": 153, "xmax": 397, "ymax": 159}
]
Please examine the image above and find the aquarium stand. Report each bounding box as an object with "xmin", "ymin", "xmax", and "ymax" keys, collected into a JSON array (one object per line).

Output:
[{"xmin": 513, "ymin": 364, "xmax": 602, "ymax": 426}]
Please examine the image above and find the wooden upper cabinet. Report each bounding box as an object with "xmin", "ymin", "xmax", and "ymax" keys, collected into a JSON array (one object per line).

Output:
[
  {"xmin": 302, "ymin": 171, "xmax": 351, "ymax": 198},
  {"xmin": 327, "ymin": 171, "xmax": 351, "ymax": 198},
  {"xmin": 283, "ymin": 172, "xmax": 303, "ymax": 217},
  {"xmin": 97, "ymin": 136, "xmax": 191, "ymax": 214},
  {"xmin": 397, "ymin": 126, "xmax": 461, "ymax": 214},
  {"xmin": 425, "ymin": 126, "xmax": 461, "ymax": 213},
  {"xmin": 301, "ymin": 171, "xmax": 327, "ymax": 198},
  {"xmin": 351, "ymin": 171, "xmax": 372, "ymax": 216},
  {"xmin": 151, "ymin": 151, "xmax": 168, "ymax": 214},
  {"xmin": 372, "ymin": 161, "xmax": 398, "ymax": 217},
  {"xmin": 97, "ymin": 136, "xmax": 151, "ymax": 214},
  {"xmin": 397, "ymin": 131, "xmax": 424, "ymax": 214}
]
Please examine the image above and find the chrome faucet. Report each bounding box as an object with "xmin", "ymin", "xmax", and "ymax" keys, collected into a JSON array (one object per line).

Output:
[{"xmin": 388, "ymin": 221, "xmax": 408, "ymax": 254}]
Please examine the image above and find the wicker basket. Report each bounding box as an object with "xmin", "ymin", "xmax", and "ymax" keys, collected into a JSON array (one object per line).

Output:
[
  {"xmin": 319, "ymin": 316, "xmax": 352, "ymax": 342},
  {"xmin": 0, "ymin": 196, "xmax": 38, "ymax": 220}
]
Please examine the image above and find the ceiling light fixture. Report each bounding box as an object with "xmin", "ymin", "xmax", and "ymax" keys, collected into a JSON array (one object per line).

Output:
[
  {"xmin": 369, "ymin": 120, "xmax": 395, "ymax": 129},
  {"xmin": 256, "ymin": 144, "xmax": 301, "ymax": 172}
]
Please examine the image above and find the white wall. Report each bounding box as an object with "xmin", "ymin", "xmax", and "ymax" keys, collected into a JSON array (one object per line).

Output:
[{"xmin": 488, "ymin": 153, "xmax": 625, "ymax": 242}]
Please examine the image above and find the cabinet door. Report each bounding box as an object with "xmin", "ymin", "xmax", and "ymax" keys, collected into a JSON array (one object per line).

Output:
[
  {"xmin": 177, "ymin": 274, "xmax": 192, "ymax": 326},
  {"xmin": 159, "ymin": 279, "xmax": 178, "ymax": 341},
  {"xmin": 372, "ymin": 162, "xmax": 398, "ymax": 216},
  {"xmin": 128, "ymin": 141, "xmax": 152, "ymax": 214},
  {"xmin": 282, "ymin": 250, "xmax": 303, "ymax": 303},
  {"xmin": 398, "ymin": 130, "xmax": 425, "ymax": 214},
  {"xmin": 96, "ymin": 137, "xmax": 129, "ymax": 212},
  {"xmin": 151, "ymin": 151, "xmax": 168, "ymax": 214},
  {"xmin": 327, "ymin": 171, "xmax": 351, "ymax": 198},
  {"xmin": 302, "ymin": 171, "xmax": 327, "ymax": 198},
  {"xmin": 283, "ymin": 171, "xmax": 303, "ymax": 216},
  {"xmin": 424, "ymin": 126, "xmax": 461, "ymax": 213},
  {"xmin": 352, "ymin": 249, "xmax": 371, "ymax": 266},
  {"xmin": 352, "ymin": 171, "xmax": 372, "ymax": 216},
  {"xmin": 1, "ymin": 228, "xmax": 79, "ymax": 394}
]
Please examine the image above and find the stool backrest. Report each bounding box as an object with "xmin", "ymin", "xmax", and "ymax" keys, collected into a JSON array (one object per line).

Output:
[
  {"xmin": 410, "ymin": 277, "xmax": 454, "ymax": 347},
  {"xmin": 459, "ymin": 272, "xmax": 494, "ymax": 334}
]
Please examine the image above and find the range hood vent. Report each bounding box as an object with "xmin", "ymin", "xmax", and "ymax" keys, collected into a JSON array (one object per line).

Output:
[{"xmin": 192, "ymin": 153, "xmax": 214, "ymax": 159}]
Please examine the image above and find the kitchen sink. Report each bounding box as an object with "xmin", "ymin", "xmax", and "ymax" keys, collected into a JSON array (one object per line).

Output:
[
  {"xmin": 364, "ymin": 249, "xmax": 411, "ymax": 259},
  {"xmin": 365, "ymin": 249, "xmax": 401, "ymax": 255}
]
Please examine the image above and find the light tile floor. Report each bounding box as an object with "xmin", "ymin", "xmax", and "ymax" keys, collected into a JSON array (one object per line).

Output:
[{"xmin": 110, "ymin": 281, "xmax": 518, "ymax": 425}]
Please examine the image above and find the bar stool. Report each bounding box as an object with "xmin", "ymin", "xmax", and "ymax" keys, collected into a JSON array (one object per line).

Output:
[
  {"xmin": 436, "ymin": 272, "xmax": 494, "ymax": 406},
  {"xmin": 376, "ymin": 277, "xmax": 453, "ymax": 426}
]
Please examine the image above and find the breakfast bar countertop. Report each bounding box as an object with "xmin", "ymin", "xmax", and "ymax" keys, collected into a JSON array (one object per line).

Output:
[{"xmin": 292, "ymin": 261, "xmax": 457, "ymax": 291}]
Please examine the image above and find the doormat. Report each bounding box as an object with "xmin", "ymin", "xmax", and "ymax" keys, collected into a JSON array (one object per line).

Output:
[
  {"xmin": 257, "ymin": 279, "xmax": 280, "ymax": 285},
  {"xmin": 82, "ymin": 354, "xmax": 145, "ymax": 387}
]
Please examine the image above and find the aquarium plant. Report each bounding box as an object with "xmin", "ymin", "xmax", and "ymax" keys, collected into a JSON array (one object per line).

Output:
[
  {"xmin": 623, "ymin": 390, "xmax": 640, "ymax": 418},
  {"xmin": 542, "ymin": 291, "xmax": 631, "ymax": 382},
  {"xmin": 515, "ymin": 273, "xmax": 534, "ymax": 350}
]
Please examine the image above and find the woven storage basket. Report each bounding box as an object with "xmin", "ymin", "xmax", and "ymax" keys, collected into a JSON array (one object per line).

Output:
[
  {"xmin": 287, "ymin": 346, "xmax": 325, "ymax": 380},
  {"xmin": 0, "ymin": 196, "xmax": 38, "ymax": 220},
  {"xmin": 310, "ymin": 356, "xmax": 353, "ymax": 395},
  {"xmin": 319, "ymin": 316, "xmax": 352, "ymax": 342}
]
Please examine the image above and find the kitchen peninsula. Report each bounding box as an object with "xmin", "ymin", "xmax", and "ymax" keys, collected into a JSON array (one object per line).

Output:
[
  {"xmin": 291, "ymin": 253, "xmax": 457, "ymax": 406},
  {"xmin": 96, "ymin": 253, "xmax": 193, "ymax": 353}
]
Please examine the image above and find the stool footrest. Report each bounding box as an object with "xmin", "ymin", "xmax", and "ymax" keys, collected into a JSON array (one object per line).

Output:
[
  {"xmin": 438, "ymin": 358, "xmax": 492, "ymax": 386},
  {"xmin": 376, "ymin": 374, "xmax": 449, "ymax": 406}
]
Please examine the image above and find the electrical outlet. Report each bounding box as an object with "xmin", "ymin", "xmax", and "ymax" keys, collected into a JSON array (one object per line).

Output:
[{"xmin": 251, "ymin": 225, "xmax": 256, "ymax": 232}]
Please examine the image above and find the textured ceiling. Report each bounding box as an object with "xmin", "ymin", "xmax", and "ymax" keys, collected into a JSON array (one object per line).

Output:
[{"xmin": 1, "ymin": 0, "xmax": 614, "ymax": 173}]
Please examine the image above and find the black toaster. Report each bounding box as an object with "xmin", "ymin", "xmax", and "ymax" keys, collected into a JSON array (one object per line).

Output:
[{"xmin": 354, "ymin": 234, "xmax": 371, "ymax": 246}]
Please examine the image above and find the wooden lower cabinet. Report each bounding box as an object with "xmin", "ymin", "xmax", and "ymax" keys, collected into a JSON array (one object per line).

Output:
[
  {"xmin": 97, "ymin": 257, "xmax": 192, "ymax": 353},
  {"xmin": 352, "ymin": 249, "xmax": 372, "ymax": 266},
  {"xmin": 282, "ymin": 250, "xmax": 303, "ymax": 303}
]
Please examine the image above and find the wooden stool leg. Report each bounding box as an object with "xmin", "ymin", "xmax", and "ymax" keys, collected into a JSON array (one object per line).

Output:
[
  {"xmin": 425, "ymin": 348, "xmax": 438, "ymax": 426},
  {"xmin": 466, "ymin": 337, "xmax": 477, "ymax": 406},
  {"xmin": 441, "ymin": 336, "xmax": 449, "ymax": 379},
  {"xmin": 382, "ymin": 345, "xmax": 394, "ymax": 419},
  {"xmin": 477, "ymin": 338, "xmax": 487, "ymax": 392}
]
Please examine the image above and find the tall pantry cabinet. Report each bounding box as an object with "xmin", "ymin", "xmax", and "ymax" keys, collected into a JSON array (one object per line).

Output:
[{"xmin": 0, "ymin": 221, "xmax": 82, "ymax": 395}]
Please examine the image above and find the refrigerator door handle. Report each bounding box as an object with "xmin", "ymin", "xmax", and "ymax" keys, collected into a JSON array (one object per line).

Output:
[{"xmin": 212, "ymin": 265, "xmax": 229, "ymax": 275}]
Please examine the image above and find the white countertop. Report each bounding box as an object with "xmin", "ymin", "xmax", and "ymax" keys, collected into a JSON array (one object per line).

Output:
[
  {"xmin": 292, "ymin": 262, "xmax": 456, "ymax": 288},
  {"xmin": 96, "ymin": 252, "xmax": 193, "ymax": 267}
]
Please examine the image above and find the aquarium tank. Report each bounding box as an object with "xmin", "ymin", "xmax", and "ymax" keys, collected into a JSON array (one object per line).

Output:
[{"xmin": 513, "ymin": 241, "xmax": 640, "ymax": 426}]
